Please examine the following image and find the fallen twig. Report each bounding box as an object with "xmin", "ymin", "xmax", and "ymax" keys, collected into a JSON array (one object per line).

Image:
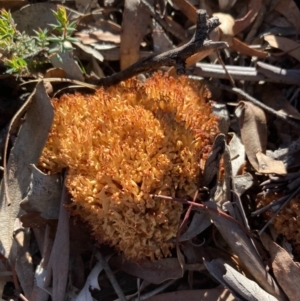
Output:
[
  {"xmin": 90, "ymin": 9, "xmax": 227, "ymax": 87},
  {"xmin": 195, "ymin": 62, "xmax": 300, "ymax": 85}
]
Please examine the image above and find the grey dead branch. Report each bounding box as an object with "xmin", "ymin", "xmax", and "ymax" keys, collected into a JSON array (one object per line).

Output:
[{"xmin": 1, "ymin": 0, "xmax": 300, "ymax": 300}]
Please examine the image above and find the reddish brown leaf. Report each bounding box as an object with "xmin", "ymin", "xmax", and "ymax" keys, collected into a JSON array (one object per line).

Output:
[
  {"xmin": 261, "ymin": 233, "xmax": 300, "ymax": 301},
  {"xmin": 233, "ymin": 0, "xmax": 262, "ymax": 35},
  {"xmin": 236, "ymin": 101, "xmax": 286, "ymax": 175},
  {"xmin": 232, "ymin": 37, "xmax": 268, "ymax": 58}
]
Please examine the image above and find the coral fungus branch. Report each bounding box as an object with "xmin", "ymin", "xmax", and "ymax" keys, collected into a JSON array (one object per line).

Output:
[
  {"xmin": 39, "ymin": 73, "xmax": 218, "ymax": 260},
  {"xmin": 90, "ymin": 10, "xmax": 227, "ymax": 87}
]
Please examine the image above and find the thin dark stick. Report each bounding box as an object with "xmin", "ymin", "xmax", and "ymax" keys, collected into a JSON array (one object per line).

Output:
[{"xmin": 258, "ymin": 186, "xmax": 300, "ymax": 235}]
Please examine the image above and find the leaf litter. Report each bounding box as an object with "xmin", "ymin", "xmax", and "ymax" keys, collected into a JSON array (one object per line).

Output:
[{"xmin": 1, "ymin": 0, "xmax": 300, "ymax": 300}]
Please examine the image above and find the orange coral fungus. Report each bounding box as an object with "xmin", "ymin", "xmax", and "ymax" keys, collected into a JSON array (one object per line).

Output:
[
  {"xmin": 39, "ymin": 73, "xmax": 218, "ymax": 260},
  {"xmin": 258, "ymin": 193, "xmax": 300, "ymax": 252}
]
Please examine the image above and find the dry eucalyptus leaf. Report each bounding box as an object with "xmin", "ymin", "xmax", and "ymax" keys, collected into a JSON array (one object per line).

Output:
[
  {"xmin": 228, "ymin": 132, "xmax": 245, "ymax": 176},
  {"xmin": 264, "ymin": 35, "xmax": 300, "ymax": 62},
  {"xmin": 233, "ymin": 173, "xmax": 253, "ymax": 196},
  {"xmin": 213, "ymin": 10, "xmax": 268, "ymax": 58},
  {"xmin": 256, "ymin": 151, "xmax": 287, "ymax": 175},
  {"xmin": 274, "ymin": 0, "xmax": 300, "ymax": 35},
  {"xmin": 14, "ymin": 219, "xmax": 34, "ymax": 298},
  {"xmin": 205, "ymin": 201, "xmax": 284, "ymax": 300},
  {"xmin": 231, "ymin": 37, "xmax": 268, "ymax": 58},
  {"xmin": 120, "ymin": 0, "xmax": 151, "ymax": 70},
  {"xmin": 44, "ymin": 184, "xmax": 69, "ymax": 301},
  {"xmin": 20, "ymin": 165, "xmax": 61, "ymax": 219},
  {"xmin": 111, "ymin": 256, "xmax": 183, "ymax": 284},
  {"xmin": 147, "ymin": 288, "xmax": 237, "ymax": 301},
  {"xmin": 0, "ymin": 83, "xmax": 53, "ymax": 260},
  {"xmin": 232, "ymin": 0, "xmax": 262, "ymax": 35},
  {"xmin": 261, "ymin": 233, "xmax": 300, "ymax": 301},
  {"xmin": 75, "ymin": 262, "xmax": 103, "ymax": 301},
  {"xmin": 236, "ymin": 101, "xmax": 286, "ymax": 175},
  {"xmin": 50, "ymin": 51, "xmax": 84, "ymax": 81},
  {"xmin": 204, "ymin": 258, "xmax": 281, "ymax": 301},
  {"xmin": 179, "ymin": 211, "xmax": 211, "ymax": 242}
]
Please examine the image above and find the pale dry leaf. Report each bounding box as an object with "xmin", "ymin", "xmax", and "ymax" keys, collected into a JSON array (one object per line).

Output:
[
  {"xmin": 205, "ymin": 201, "xmax": 285, "ymax": 300},
  {"xmin": 256, "ymin": 151, "xmax": 287, "ymax": 175},
  {"xmin": 233, "ymin": 173, "xmax": 253, "ymax": 196},
  {"xmin": 212, "ymin": 103, "xmax": 230, "ymax": 135},
  {"xmin": 75, "ymin": 262, "xmax": 103, "ymax": 301},
  {"xmin": 264, "ymin": 35, "xmax": 300, "ymax": 62},
  {"xmin": 146, "ymin": 288, "xmax": 237, "ymax": 301},
  {"xmin": 111, "ymin": 256, "xmax": 182, "ymax": 284},
  {"xmin": 20, "ymin": 164, "xmax": 61, "ymax": 219},
  {"xmin": 274, "ymin": 0, "xmax": 300, "ymax": 35},
  {"xmin": 236, "ymin": 101, "xmax": 286, "ymax": 175},
  {"xmin": 213, "ymin": 13, "xmax": 235, "ymax": 46},
  {"xmin": 228, "ymin": 132, "xmax": 245, "ymax": 177},
  {"xmin": 120, "ymin": 0, "xmax": 151, "ymax": 70},
  {"xmin": 261, "ymin": 233, "xmax": 300, "ymax": 301},
  {"xmin": 204, "ymin": 258, "xmax": 280, "ymax": 301},
  {"xmin": 0, "ymin": 82, "xmax": 53, "ymax": 260}
]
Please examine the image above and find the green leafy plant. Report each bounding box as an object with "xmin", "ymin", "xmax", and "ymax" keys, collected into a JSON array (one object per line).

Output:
[
  {"xmin": 5, "ymin": 56, "xmax": 28, "ymax": 74},
  {"xmin": 48, "ymin": 5, "xmax": 77, "ymax": 53},
  {"xmin": 0, "ymin": 6, "xmax": 78, "ymax": 75}
]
